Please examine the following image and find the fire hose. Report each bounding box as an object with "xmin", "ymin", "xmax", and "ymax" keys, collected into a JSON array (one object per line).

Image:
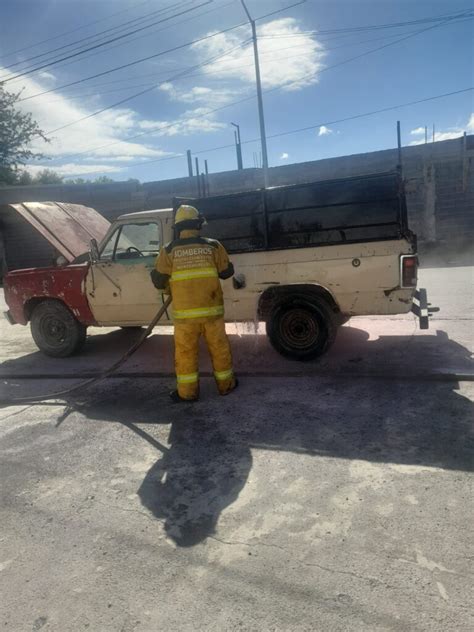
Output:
[{"xmin": 0, "ymin": 296, "xmax": 173, "ymax": 407}]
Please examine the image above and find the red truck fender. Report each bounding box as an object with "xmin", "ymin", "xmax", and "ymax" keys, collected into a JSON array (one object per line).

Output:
[{"xmin": 4, "ymin": 264, "xmax": 97, "ymax": 326}]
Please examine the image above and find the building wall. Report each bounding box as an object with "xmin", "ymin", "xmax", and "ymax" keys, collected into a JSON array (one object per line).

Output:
[{"xmin": 1, "ymin": 135, "xmax": 472, "ymax": 279}]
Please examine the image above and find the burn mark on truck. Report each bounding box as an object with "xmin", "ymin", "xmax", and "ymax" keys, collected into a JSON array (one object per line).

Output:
[{"xmin": 384, "ymin": 285, "xmax": 400, "ymax": 297}]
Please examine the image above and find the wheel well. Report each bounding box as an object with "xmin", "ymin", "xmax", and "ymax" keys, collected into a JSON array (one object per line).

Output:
[
  {"xmin": 24, "ymin": 297, "xmax": 66, "ymax": 322},
  {"xmin": 258, "ymin": 284, "xmax": 340, "ymax": 321}
]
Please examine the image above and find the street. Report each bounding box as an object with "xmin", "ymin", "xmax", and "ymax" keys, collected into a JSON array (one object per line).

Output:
[{"xmin": 0, "ymin": 265, "xmax": 473, "ymax": 631}]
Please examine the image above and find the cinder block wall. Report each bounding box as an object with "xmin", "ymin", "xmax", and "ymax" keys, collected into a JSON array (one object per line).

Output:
[{"xmin": 1, "ymin": 135, "xmax": 472, "ymax": 278}]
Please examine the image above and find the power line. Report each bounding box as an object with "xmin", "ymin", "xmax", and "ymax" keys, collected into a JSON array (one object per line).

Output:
[
  {"xmin": 52, "ymin": 7, "xmax": 472, "ymax": 160},
  {"xmin": 1, "ymin": 1, "xmax": 212, "ymax": 83},
  {"xmin": 15, "ymin": 0, "xmax": 306, "ymax": 106},
  {"xmin": 44, "ymin": 38, "xmax": 253, "ymax": 135},
  {"xmin": 257, "ymin": 8, "xmax": 474, "ymax": 37},
  {"xmin": 15, "ymin": 21, "xmax": 249, "ymax": 102},
  {"xmin": 136, "ymin": 87, "xmax": 474, "ymax": 163},
  {"xmin": 255, "ymin": 0, "xmax": 307, "ymax": 22},
  {"xmin": 260, "ymin": 10, "xmax": 473, "ymax": 96},
  {"xmin": 1, "ymin": 0, "xmax": 192, "ymax": 71},
  {"xmin": 266, "ymin": 87, "xmax": 474, "ymax": 140},
  {"xmin": 42, "ymin": 0, "xmax": 236, "ymax": 77},
  {"xmin": 45, "ymin": 25, "xmax": 436, "ymax": 96},
  {"xmin": 42, "ymin": 32, "xmax": 409, "ymax": 105},
  {"xmin": 0, "ymin": 0, "xmax": 155, "ymax": 59},
  {"xmin": 50, "ymin": 0, "xmax": 303, "ymax": 78},
  {"xmin": 57, "ymin": 86, "xmax": 474, "ymax": 178}
]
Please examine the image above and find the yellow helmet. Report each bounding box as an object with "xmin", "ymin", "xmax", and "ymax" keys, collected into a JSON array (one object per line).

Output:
[{"xmin": 175, "ymin": 204, "xmax": 200, "ymax": 225}]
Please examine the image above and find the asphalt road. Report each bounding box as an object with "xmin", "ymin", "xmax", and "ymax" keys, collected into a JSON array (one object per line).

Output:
[{"xmin": 0, "ymin": 266, "xmax": 473, "ymax": 631}]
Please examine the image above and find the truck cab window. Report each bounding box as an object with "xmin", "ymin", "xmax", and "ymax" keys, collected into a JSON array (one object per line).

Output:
[{"xmin": 100, "ymin": 223, "xmax": 160, "ymax": 261}]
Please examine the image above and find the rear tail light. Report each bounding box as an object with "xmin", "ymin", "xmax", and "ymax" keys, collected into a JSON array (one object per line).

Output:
[{"xmin": 400, "ymin": 255, "xmax": 418, "ymax": 288}]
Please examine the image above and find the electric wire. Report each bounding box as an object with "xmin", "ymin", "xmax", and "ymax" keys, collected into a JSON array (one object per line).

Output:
[
  {"xmin": 12, "ymin": 1, "xmax": 310, "ymax": 98},
  {"xmin": 0, "ymin": 0, "xmax": 155, "ymax": 59},
  {"xmin": 40, "ymin": 30, "xmax": 426, "ymax": 106},
  {"xmin": 42, "ymin": 0, "xmax": 236, "ymax": 77},
  {"xmin": 56, "ymin": 86, "xmax": 474, "ymax": 178},
  {"xmin": 1, "ymin": 0, "xmax": 195, "ymax": 70},
  {"xmin": 44, "ymin": 37, "xmax": 253, "ymax": 135},
  {"xmin": 15, "ymin": 21, "xmax": 250, "ymax": 102},
  {"xmin": 2, "ymin": 0, "xmax": 301, "ymax": 80},
  {"xmin": 1, "ymin": 1, "xmax": 212, "ymax": 83},
  {"xmin": 46, "ymin": 11, "xmax": 473, "ymax": 163},
  {"xmin": 39, "ymin": 25, "xmax": 443, "ymax": 98}
]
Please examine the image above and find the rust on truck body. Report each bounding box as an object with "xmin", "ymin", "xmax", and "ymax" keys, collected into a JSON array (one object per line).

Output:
[{"xmin": 4, "ymin": 264, "xmax": 96, "ymax": 325}]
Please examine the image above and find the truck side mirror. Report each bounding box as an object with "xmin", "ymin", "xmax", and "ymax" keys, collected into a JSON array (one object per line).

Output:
[{"xmin": 89, "ymin": 238, "xmax": 100, "ymax": 263}]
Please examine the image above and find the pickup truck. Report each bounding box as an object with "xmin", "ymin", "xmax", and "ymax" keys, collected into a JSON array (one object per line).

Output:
[{"xmin": 3, "ymin": 171, "xmax": 436, "ymax": 359}]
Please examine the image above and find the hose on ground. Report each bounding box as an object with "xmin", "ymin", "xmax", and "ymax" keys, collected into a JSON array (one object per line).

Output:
[{"xmin": 0, "ymin": 296, "xmax": 173, "ymax": 407}]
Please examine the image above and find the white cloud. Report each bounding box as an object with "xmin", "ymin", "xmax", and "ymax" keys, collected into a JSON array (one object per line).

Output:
[
  {"xmin": 137, "ymin": 106, "xmax": 227, "ymax": 137},
  {"xmin": 0, "ymin": 66, "xmax": 226, "ymax": 170},
  {"xmin": 318, "ymin": 125, "xmax": 333, "ymax": 136},
  {"xmin": 192, "ymin": 18, "xmax": 325, "ymax": 91},
  {"xmin": 25, "ymin": 163, "xmax": 123, "ymax": 177},
  {"xmin": 38, "ymin": 71, "xmax": 56, "ymax": 83},
  {"xmin": 409, "ymin": 113, "xmax": 474, "ymax": 145},
  {"xmin": 410, "ymin": 127, "xmax": 425, "ymax": 135},
  {"xmin": 280, "ymin": 152, "xmax": 289, "ymax": 160},
  {"xmin": 159, "ymin": 82, "xmax": 239, "ymax": 106}
]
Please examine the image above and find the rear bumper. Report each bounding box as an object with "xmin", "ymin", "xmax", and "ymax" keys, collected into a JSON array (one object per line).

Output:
[
  {"xmin": 411, "ymin": 288, "xmax": 439, "ymax": 329},
  {"xmin": 3, "ymin": 310, "xmax": 16, "ymax": 325}
]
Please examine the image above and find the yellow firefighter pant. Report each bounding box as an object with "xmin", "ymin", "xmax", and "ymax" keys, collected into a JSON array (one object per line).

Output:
[{"xmin": 174, "ymin": 317, "xmax": 235, "ymax": 400}]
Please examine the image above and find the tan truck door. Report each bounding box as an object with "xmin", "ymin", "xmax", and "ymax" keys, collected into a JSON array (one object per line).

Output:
[{"xmin": 85, "ymin": 219, "xmax": 171, "ymax": 326}]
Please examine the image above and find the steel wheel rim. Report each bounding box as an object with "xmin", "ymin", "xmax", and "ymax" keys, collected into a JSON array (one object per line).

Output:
[
  {"xmin": 40, "ymin": 316, "xmax": 67, "ymax": 347},
  {"xmin": 279, "ymin": 308, "xmax": 320, "ymax": 350}
]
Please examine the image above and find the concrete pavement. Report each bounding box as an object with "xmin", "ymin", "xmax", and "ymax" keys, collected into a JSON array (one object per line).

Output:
[{"xmin": 0, "ymin": 266, "xmax": 473, "ymax": 631}]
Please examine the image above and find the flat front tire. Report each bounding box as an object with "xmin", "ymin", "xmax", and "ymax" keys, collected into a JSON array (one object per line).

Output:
[
  {"xmin": 30, "ymin": 300, "xmax": 87, "ymax": 357},
  {"xmin": 266, "ymin": 298, "xmax": 337, "ymax": 361}
]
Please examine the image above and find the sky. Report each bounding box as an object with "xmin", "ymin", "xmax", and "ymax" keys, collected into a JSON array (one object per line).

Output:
[{"xmin": 1, "ymin": 0, "xmax": 473, "ymax": 183}]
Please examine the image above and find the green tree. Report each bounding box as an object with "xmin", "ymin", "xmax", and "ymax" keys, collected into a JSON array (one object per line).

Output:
[
  {"xmin": 0, "ymin": 84, "xmax": 49, "ymax": 185},
  {"xmin": 32, "ymin": 168, "xmax": 64, "ymax": 184},
  {"xmin": 92, "ymin": 175, "xmax": 115, "ymax": 183},
  {"xmin": 16, "ymin": 170, "xmax": 33, "ymax": 185}
]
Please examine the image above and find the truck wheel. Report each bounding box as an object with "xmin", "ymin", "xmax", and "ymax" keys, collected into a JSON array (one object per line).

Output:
[
  {"xmin": 30, "ymin": 300, "xmax": 87, "ymax": 357},
  {"xmin": 266, "ymin": 298, "xmax": 337, "ymax": 361}
]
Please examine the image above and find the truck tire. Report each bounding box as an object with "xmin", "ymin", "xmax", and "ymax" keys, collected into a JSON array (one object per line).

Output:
[
  {"xmin": 266, "ymin": 297, "xmax": 337, "ymax": 361},
  {"xmin": 30, "ymin": 300, "xmax": 87, "ymax": 357}
]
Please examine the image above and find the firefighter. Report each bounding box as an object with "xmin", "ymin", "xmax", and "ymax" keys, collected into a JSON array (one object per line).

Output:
[{"xmin": 151, "ymin": 205, "xmax": 237, "ymax": 402}]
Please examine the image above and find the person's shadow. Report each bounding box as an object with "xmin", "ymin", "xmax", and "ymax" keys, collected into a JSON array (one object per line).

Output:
[
  {"xmin": 137, "ymin": 416, "xmax": 252, "ymax": 547},
  {"xmin": 3, "ymin": 325, "xmax": 472, "ymax": 549}
]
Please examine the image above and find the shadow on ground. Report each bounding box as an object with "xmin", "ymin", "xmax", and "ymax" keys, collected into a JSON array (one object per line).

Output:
[
  {"xmin": 1, "ymin": 323, "xmax": 472, "ymax": 377},
  {"xmin": 1, "ymin": 327, "xmax": 473, "ymax": 548}
]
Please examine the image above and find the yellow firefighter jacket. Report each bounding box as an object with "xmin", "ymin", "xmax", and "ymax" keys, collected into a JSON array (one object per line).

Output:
[{"xmin": 153, "ymin": 229, "xmax": 234, "ymax": 321}]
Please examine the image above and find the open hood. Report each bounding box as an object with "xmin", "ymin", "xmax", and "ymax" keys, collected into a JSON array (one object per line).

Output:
[{"xmin": 9, "ymin": 201, "xmax": 111, "ymax": 263}]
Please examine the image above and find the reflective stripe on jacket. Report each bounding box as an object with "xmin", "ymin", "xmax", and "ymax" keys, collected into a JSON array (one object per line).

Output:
[{"xmin": 154, "ymin": 229, "xmax": 233, "ymax": 321}]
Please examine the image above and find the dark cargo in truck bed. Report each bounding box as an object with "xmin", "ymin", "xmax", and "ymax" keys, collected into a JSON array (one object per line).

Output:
[{"xmin": 174, "ymin": 170, "xmax": 412, "ymax": 254}]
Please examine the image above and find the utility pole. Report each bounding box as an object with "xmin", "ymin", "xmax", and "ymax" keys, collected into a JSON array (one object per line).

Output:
[
  {"xmin": 397, "ymin": 120, "xmax": 402, "ymax": 174},
  {"xmin": 186, "ymin": 149, "xmax": 193, "ymax": 177},
  {"xmin": 240, "ymin": 0, "xmax": 269, "ymax": 188},
  {"xmin": 195, "ymin": 157, "xmax": 201, "ymax": 196},
  {"xmin": 231, "ymin": 122, "xmax": 243, "ymax": 170}
]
